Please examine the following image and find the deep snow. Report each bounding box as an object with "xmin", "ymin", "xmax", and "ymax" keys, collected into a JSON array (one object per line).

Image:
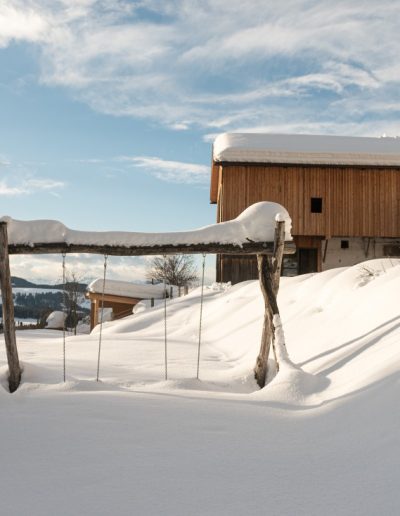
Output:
[
  {"xmin": 2, "ymin": 201, "xmax": 292, "ymax": 247},
  {"xmin": 213, "ymin": 132, "xmax": 400, "ymax": 166},
  {"xmin": 0, "ymin": 259, "xmax": 399, "ymax": 515},
  {"xmin": 87, "ymin": 278, "xmax": 166, "ymax": 299}
]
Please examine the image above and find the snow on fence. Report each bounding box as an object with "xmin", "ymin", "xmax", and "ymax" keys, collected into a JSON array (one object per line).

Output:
[
  {"xmin": 0, "ymin": 202, "xmax": 295, "ymax": 393},
  {"xmin": 1, "ymin": 201, "xmax": 293, "ymax": 254}
]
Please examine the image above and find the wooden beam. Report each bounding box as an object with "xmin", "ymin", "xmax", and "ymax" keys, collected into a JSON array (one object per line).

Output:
[
  {"xmin": 0, "ymin": 222, "xmax": 22, "ymax": 393},
  {"xmin": 87, "ymin": 292, "xmax": 143, "ymax": 305},
  {"xmin": 254, "ymin": 221, "xmax": 285, "ymax": 388},
  {"xmin": 8, "ymin": 241, "xmax": 296, "ymax": 257},
  {"xmin": 323, "ymin": 239, "xmax": 329, "ymax": 263}
]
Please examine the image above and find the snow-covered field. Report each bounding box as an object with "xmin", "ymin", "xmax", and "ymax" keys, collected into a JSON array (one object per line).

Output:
[{"xmin": 1, "ymin": 259, "xmax": 399, "ymax": 515}]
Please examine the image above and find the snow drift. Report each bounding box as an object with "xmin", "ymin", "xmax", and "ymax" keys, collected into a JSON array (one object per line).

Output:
[
  {"xmin": 1, "ymin": 201, "xmax": 292, "ymax": 247},
  {"xmin": 0, "ymin": 259, "xmax": 399, "ymax": 515}
]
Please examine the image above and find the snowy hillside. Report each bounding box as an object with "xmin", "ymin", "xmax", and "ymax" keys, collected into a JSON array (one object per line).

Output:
[{"xmin": 0, "ymin": 259, "xmax": 399, "ymax": 515}]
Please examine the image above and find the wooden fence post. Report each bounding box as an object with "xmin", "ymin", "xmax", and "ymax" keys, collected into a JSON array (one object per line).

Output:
[
  {"xmin": 254, "ymin": 221, "xmax": 285, "ymax": 388},
  {"xmin": 0, "ymin": 222, "xmax": 22, "ymax": 392}
]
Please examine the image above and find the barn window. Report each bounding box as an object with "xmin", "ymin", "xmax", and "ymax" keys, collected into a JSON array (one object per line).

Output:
[
  {"xmin": 341, "ymin": 240, "xmax": 349, "ymax": 249},
  {"xmin": 311, "ymin": 197, "xmax": 323, "ymax": 213}
]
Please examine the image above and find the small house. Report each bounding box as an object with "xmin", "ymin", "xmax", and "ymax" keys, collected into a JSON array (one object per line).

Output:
[{"xmin": 86, "ymin": 279, "xmax": 166, "ymax": 330}]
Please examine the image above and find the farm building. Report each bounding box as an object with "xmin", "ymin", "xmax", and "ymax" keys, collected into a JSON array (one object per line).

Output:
[
  {"xmin": 210, "ymin": 133, "xmax": 400, "ymax": 283},
  {"xmin": 86, "ymin": 279, "xmax": 166, "ymax": 330}
]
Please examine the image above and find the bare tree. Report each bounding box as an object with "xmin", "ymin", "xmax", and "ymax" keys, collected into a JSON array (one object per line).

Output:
[
  {"xmin": 62, "ymin": 272, "xmax": 87, "ymax": 335},
  {"xmin": 146, "ymin": 255, "xmax": 198, "ymax": 288}
]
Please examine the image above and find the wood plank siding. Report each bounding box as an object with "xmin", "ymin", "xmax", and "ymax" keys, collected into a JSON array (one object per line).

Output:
[
  {"xmin": 216, "ymin": 163, "xmax": 400, "ymax": 238},
  {"xmin": 214, "ymin": 163, "xmax": 400, "ymax": 283}
]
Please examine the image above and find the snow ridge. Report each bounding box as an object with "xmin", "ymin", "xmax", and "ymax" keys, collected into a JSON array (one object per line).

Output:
[{"xmin": 1, "ymin": 201, "xmax": 292, "ymax": 247}]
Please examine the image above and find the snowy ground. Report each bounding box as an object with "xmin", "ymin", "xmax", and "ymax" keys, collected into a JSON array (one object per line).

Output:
[{"xmin": 1, "ymin": 259, "xmax": 399, "ymax": 515}]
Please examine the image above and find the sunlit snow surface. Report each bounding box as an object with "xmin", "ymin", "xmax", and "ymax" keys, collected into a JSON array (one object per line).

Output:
[
  {"xmin": 0, "ymin": 259, "xmax": 399, "ymax": 515},
  {"xmin": 2, "ymin": 201, "xmax": 292, "ymax": 246},
  {"xmin": 213, "ymin": 132, "xmax": 400, "ymax": 166}
]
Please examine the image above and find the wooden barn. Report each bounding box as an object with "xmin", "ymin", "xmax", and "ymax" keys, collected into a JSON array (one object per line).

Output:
[
  {"xmin": 86, "ymin": 279, "xmax": 166, "ymax": 330},
  {"xmin": 210, "ymin": 133, "xmax": 400, "ymax": 283}
]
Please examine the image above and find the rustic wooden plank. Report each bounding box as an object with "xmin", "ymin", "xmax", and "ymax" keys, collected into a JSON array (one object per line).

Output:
[
  {"xmin": 87, "ymin": 292, "xmax": 143, "ymax": 305},
  {"xmin": 217, "ymin": 162, "xmax": 400, "ymax": 239},
  {"xmin": 0, "ymin": 222, "xmax": 22, "ymax": 393},
  {"xmin": 254, "ymin": 221, "xmax": 285, "ymax": 388},
  {"xmin": 7, "ymin": 241, "xmax": 296, "ymax": 256}
]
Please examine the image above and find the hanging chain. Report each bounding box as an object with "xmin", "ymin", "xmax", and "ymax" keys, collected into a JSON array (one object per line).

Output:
[
  {"xmin": 163, "ymin": 254, "xmax": 168, "ymax": 380},
  {"xmin": 96, "ymin": 254, "xmax": 108, "ymax": 382},
  {"xmin": 62, "ymin": 252, "xmax": 67, "ymax": 382},
  {"xmin": 196, "ymin": 253, "xmax": 206, "ymax": 380}
]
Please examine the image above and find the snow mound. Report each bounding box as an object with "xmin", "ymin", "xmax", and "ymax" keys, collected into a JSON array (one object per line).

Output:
[
  {"xmin": 45, "ymin": 311, "xmax": 66, "ymax": 329},
  {"xmin": 3, "ymin": 258, "xmax": 400, "ymax": 407},
  {"xmin": 1, "ymin": 259, "xmax": 400, "ymax": 515},
  {"xmin": 2, "ymin": 201, "xmax": 292, "ymax": 247},
  {"xmin": 253, "ymin": 362, "xmax": 330, "ymax": 405}
]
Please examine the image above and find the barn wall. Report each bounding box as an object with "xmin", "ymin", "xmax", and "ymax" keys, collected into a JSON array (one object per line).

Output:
[
  {"xmin": 218, "ymin": 164, "xmax": 400, "ymax": 238},
  {"xmin": 216, "ymin": 163, "xmax": 400, "ymax": 282},
  {"xmin": 322, "ymin": 237, "xmax": 400, "ymax": 271}
]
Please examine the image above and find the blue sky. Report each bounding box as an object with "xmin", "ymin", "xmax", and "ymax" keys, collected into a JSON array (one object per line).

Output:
[{"xmin": 1, "ymin": 0, "xmax": 400, "ymax": 283}]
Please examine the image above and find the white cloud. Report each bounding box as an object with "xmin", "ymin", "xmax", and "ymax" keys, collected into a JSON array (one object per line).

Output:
[
  {"xmin": 0, "ymin": 158, "xmax": 11, "ymax": 166},
  {"xmin": 9, "ymin": 253, "xmax": 150, "ymax": 283},
  {"xmin": 0, "ymin": 3, "xmax": 48, "ymax": 47},
  {"xmin": 121, "ymin": 156, "xmax": 209, "ymax": 184},
  {"xmin": 0, "ymin": 176, "xmax": 65, "ymax": 196},
  {"xmin": 0, "ymin": 0, "xmax": 399, "ymax": 134},
  {"xmin": 0, "ymin": 181, "xmax": 26, "ymax": 196},
  {"xmin": 204, "ymin": 120, "xmax": 400, "ymax": 142},
  {"xmin": 9, "ymin": 252, "xmax": 217, "ymax": 284}
]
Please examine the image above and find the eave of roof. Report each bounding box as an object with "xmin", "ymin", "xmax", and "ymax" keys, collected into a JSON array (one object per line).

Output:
[
  {"xmin": 213, "ymin": 133, "xmax": 400, "ymax": 166},
  {"xmin": 209, "ymin": 133, "xmax": 400, "ymax": 203}
]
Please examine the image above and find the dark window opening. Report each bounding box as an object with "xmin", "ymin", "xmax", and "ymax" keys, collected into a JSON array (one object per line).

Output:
[
  {"xmin": 383, "ymin": 245, "xmax": 400, "ymax": 256},
  {"xmin": 341, "ymin": 240, "xmax": 349, "ymax": 249},
  {"xmin": 311, "ymin": 197, "xmax": 323, "ymax": 213},
  {"xmin": 298, "ymin": 249, "xmax": 318, "ymax": 275}
]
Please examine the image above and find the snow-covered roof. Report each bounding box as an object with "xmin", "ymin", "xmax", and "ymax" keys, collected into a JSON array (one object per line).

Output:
[
  {"xmin": 88, "ymin": 279, "xmax": 166, "ymax": 299},
  {"xmin": 1, "ymin": 201, "xmax": 292, "ymax": 246},
  {"xmin": 213, "ymin": 133, "xmax": 400, "ymax": 166}
]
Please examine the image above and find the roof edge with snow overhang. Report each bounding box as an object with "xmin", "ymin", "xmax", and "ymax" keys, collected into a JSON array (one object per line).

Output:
[
  {"xmin": 212, "ymin": 133, "xmax": 400, "ymax": 167},
  {"xmin": 87, "ymin": 279, "xmax": 166, "ymax": 300}
]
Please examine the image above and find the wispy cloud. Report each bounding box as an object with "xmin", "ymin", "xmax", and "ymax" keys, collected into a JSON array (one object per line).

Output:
[
  {"xmin": 0, "ymin": 155, "xmax": 11, "ymax": 166},
  {"xmin": 0, "ymin": 2, "xmax": 48, "ymax": 47},
  {"xmin": 1, "ymin": 0, "xmax": 399, "ymax": 135},
  {"xmin": 0, "ymin": 176, "xmax": 65, "ymax": 196},
  {"xmin": 9, "ymin": 253, "xmax": 151, "ymax": 284},
  {"xmin": 9, "ymin": 252, "xmax": 217, "ymax": 284},
  {"xmin": 120, "ymin": 156, "xmax": 209, "ymax": 184}
]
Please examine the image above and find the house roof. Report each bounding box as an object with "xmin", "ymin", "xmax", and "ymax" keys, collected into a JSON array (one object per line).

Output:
[
  {"xmin": 210, "ymin": 133, "xmax": 400, "ymax": 203},
  {"xmin": 213, "ymin": 133, "xmax": 400, "ymax": 166},
  {"xmin": 87, "ymin": 279, "xmax": 166, "ymax": 300}
]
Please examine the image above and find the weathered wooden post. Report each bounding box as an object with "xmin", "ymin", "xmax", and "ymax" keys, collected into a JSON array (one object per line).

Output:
[
  {"xmin": 0, "ymin": 222, "xmax": 22, "ymax": 392},
  {"xmin": 254, "ymin": 220, "xmax": 285, "ymax": 388}
]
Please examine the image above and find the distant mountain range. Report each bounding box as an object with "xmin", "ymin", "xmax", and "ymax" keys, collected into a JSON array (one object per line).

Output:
[
  {"xmin": 0, "ymin": 277, "xmax": 90, "ymax": 321},
  {"xmin": 11, "ymin": 276, "xmax": 88, "ymax": 293}
]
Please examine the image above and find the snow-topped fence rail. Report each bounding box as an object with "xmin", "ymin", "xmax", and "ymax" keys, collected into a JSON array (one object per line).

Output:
[
  {"xmin": 0, "ymin": 202, "xmax": 295, "ymax": 392},
  {"xmin": 2, "ymin": 202, "xmax": 294, "ymax": 256}
]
